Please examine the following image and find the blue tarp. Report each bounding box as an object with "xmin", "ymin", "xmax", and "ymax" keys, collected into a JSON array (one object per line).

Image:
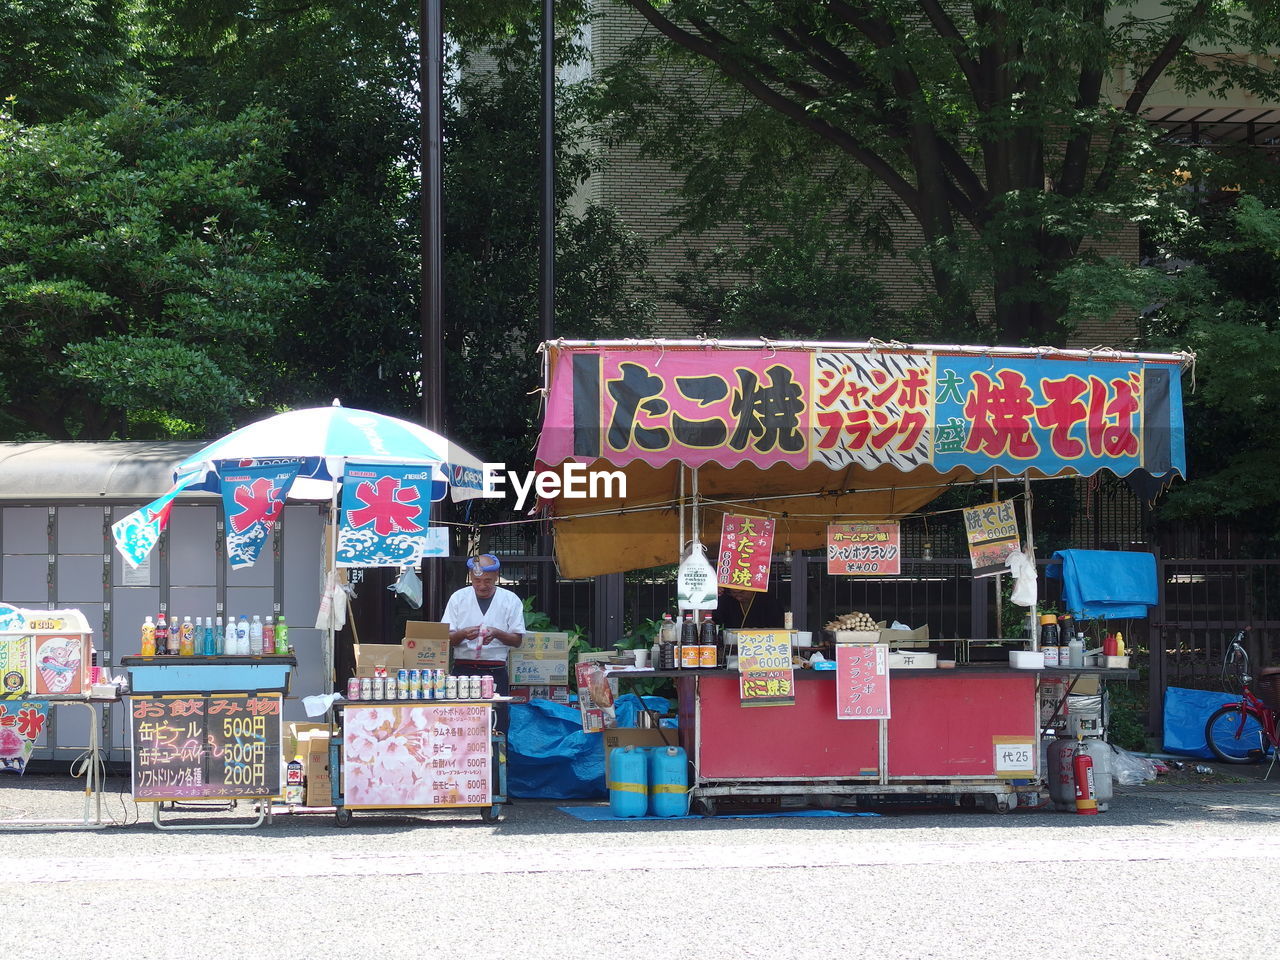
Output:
[
  {"xmin": 507, "ymin": 694, "xmax": 671, "ymax": 800},
  {"xmin": 1046, "ymin": 549, "xmax": 1157, "ymax": 620},
  {"xmin": 1163, "ymin": 686, "xmax": 1240, "ymax": 758}
]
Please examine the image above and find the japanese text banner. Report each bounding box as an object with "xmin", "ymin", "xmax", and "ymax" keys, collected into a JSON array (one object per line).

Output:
[
  {"xmin": 537, "ymin": 346, "xmax": 1186, "ymax": 479},
  {"xmin": 337, "ymin": 461, "xmax": 442, "ymax": 568}
]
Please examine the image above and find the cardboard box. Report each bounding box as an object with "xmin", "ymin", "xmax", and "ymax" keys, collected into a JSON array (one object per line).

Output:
[
  {"xmin": 354, "ymin": 643, "xmax": 403, "ymax": 677},
  {"xmin": 301, "ymin": 729, "xmax": 333, "ymax": 807},
  {"xmin": 509, "ymin": 684, "xmax": 573, "ymax": 704},
  {"xmin": 402, "ymin": 621, "xmax": 450, "ymax": 672},
  {"xmin": 284, "ymin": 721, "xmax": 330, "ymax": 763},
  {"xmin": 601, "ymin": 725, "xmax": 681, "ymax": 773},
  {"xmin": 509, "ymin": 631, "xmax": 570, "ymax": 685}
]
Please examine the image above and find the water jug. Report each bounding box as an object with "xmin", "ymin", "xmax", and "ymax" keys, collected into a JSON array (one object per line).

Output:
[
  {"xmin": 608, "ymin": 746, "xmax": 649, "ymax": 818},
  {"xmin": 648, "ymin": 745, "xmax": 689, "ymax": 817}
]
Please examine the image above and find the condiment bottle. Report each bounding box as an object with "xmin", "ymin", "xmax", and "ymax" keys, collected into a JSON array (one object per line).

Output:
[
  {"xmin": 1115, "ymin": 632, "xmax": 1125, "ymax": 657},
  {"xmin": 1067, "ymin": 634, "xmax": 1085, "ymax": 668}
]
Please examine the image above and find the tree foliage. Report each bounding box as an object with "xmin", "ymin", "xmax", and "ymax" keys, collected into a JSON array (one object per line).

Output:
[{"xmin": 601, "ymin": 0, "xmax": 1280, "ymax": 344}]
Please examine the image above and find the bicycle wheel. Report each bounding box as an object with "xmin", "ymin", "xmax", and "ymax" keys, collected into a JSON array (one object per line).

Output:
[{"xmin": 1205, "ymin": 705, "xmax": 1267, "ymax": 763}]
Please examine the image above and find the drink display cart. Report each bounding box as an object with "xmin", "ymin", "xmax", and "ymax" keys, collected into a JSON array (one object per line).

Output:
[
  {"xmin": 535, "ymin": 339, "xmax": 1189, "ymax": 810},
  {"xmin": 329, "ymin": 698, "xmax": 509, "ymax": 825},
  {"xmin": 121, "ymin": 655, "xmax": 296, "ymax": 830}
]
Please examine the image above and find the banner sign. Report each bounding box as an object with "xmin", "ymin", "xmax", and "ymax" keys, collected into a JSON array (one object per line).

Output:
[
  {"xmin": 537, "ymin": 346, "xmax": 1186, "ymax": 480},
  {"xmin": 736, "ymin": 630, "xmax": 795, "ymax": 707},
  {"xmin": 962, "ymin": 500, "xmax": 1022, "ymax": 577},
  {"xmin": 0, "ymin": 636, "xmax": 31, "ymax": 699},
  {"xmin": 836, "ymin": 643, "xmax": 891, "ymax": 720},
  {"xmin": 342, "ymin": 703, "xmax": 491, "ymax": 808},
  {"xmin": 0, "ymin": 699, "xmax": 48, "ymax": 774},
  {"xmin": 827, "ymin": 522, "xmax": 901, "ymax": 576},
  {"xmin": 130, "ymin": 694, "xmax": 282, "ymax": 801},
  {"xmin": 337, "ymin": 461, "xmax": 441, "ymax": 567},
  {"xmin": 217, "ymin": 460, "xmax": 302, "ymax": 569},
  {"xmin": 111, "ymin": 478, "xmax": 193, "ymax": 569},
  {"xmin": 717, "ymin": 514, "xmax": 775, "ymax": 591}
]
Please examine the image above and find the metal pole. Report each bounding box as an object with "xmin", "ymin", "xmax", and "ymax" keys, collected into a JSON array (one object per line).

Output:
[
  {"xmin": 421, "ymin": 0, "xmax": 446, "ymax": 616},
  {"xmin": 536, "ymin": 0, "xmax": 556, "ymax": 616}
]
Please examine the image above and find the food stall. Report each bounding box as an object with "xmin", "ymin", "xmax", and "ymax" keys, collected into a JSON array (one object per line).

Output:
[
  {"xmin": 0, "ymin": 605, "xmax": 113, "ymax": 829},
  {"xmin": 533, "ymin": 339, "xmax": 1188, "ymax": 811}
]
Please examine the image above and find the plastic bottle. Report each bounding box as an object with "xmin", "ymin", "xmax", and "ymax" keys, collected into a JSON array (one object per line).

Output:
[
  {"xmin": 1115, "ymin": 632, "xmax": 1125, "ymax": 657},
  {"xmin": 178, "ymin": 616, "xmax": 195, "ymax": 655},
  {"xmin": 140, "ymin": 616, "xmax": 156, "ymax": 657},
  {"xmin": 275, "ymin": 615, "xmax": 290, "ymax": 654},
  {"xmin": 202, "ymin": 617, "xmax": 215, "ymax": 656},
  {"xmin": 1103, "ymin": 632, "xmax": 1117, "ymax": 658},
  {"xmin": 250, "ymin": 615, "xmax": 264, "ymax": 656},
  {"xmin": 699, "ymin": 614, "xmax": 717, "ymax": 669},
  {"xmin": 1067, "ymin": 634, "xmax": 1085, "ymax": 668},
  {"xmin": 263, "ymin": 615, "xmax": 275, "ymax": 654},
  {"xmin": 224, "ymin": 616, "xmax": 237, "ymax": 655},
  {"xmin": 680, "ymin": 613, "xmax": 698, "ymax": 670},
  {"xmin": 155, "ymin": 614, "xmax": 169, "ymax": 656},
  {"xmin": 236, "ymin": 615, "xmax": 250, "ymax": 655},
  {"xmin": 1038, "ymin": 613, "xmax": 1059, "ymax": 650}
]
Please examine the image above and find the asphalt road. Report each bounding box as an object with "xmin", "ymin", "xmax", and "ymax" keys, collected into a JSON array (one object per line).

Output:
[{"xmin": 3, "ymin": 774, "xmax": 1278, "ymax": 960}]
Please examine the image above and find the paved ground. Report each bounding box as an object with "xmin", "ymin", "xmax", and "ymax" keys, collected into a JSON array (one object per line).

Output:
[{"xmin": 3, "ymin": 760, "xmax": 1279, "ymax": 960}]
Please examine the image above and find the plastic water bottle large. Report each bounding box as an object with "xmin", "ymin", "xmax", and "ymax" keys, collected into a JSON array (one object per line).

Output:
[
  {"xmin": 236, "ymin": 615, "xmax": 250, "ymax": 655},
  {"xmin": 608, "ymin": 746, "xmax": 649, "ymax": 818},
  {"xmin": 250, "ymin": 615, "xmax": 264, "ymax": 655},
  {"xmin": 647, "ymin": 745, "xmax": 689, "ymax": 817},
  {"xmin": 223, "ymin": 616, "xmax": 235, "ymax": 655}
]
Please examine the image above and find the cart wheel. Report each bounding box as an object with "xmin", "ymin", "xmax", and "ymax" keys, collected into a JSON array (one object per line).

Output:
[
  {"xmin": 981, "ymin": 794, "xmax": 1015, "ymax": 814},
  {"xmin": 697, "ymin": 797, "xmax": 718, "ymax": 817},
  {"xmin": 480, "ymin": 804, "xmax": 503, "ymax": 822},
  {"xmin": 334, "ymin": 808, "xmax": 353, "ymax": 827}
]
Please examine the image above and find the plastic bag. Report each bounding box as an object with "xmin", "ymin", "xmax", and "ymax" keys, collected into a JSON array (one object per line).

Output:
[
  {"xmin": 677, "ymin": 542, "xmax": 718, "ymax": 610},
  {"xmin": 390, "ymin": 566, "xmax": 423, "ymax": 609},
  {"xmin": 1110, "ymin": 744, "xmax": 1158, "ymax": 784},
  {"xmin": 1005, "ymin": 549, "xmax": 1038, "ymax": 607}
]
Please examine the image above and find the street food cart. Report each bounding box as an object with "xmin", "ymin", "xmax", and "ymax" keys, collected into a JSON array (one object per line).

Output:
[{"xmin": 534, "ymin": 339, "xmax": 1188, "ymax": 810}]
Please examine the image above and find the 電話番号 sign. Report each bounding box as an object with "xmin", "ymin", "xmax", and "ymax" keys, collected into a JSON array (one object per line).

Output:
[
  {"xmin": 736, "ymin": 630, "xmax": 794, "ymax": 707},
  {"xmin": 962, "ymin": 500, "xmax": 1021, "ymax": 578},
  {"xmin": 717, "ymin": 514, "xmax": 775, "ymax": 591},
  {"xmin": 836, "ymin": 644, "xmax": 890, "ymax": 720},
  {"xmin": 827, "ymin": 522, "xmax": 901, "ymax": 576}
]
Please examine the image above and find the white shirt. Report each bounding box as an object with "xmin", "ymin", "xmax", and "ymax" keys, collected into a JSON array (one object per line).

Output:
[{"xmin": 442, "ymin": 585, "xmax": 526, "ymax": 663}]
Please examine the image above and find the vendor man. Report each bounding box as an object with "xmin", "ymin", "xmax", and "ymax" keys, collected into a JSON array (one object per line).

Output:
[
  {"xmin": 716, "ymin": 586, "xmax": 786, "ymax": 630},
  {"xmin": 443, "ymin": 554, "xmax": 525, "ymax": 701}
]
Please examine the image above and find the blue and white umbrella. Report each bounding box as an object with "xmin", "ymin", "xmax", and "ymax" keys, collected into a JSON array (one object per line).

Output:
[{"xmin": 173, "ymin": 401, "xmax": 487, "ymax": 502}]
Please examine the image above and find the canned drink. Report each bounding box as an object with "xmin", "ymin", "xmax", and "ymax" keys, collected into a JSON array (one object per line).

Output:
[
  {"xmin": 375, "ymin": 664, "xmax": 387, "ymax": 679},
  {"xmin": 359, "ymin": 677, "xmax": 372, "ymax": 700},
  {"xmin": 347, "ymin": 677, "xmax": 362, "ymax": 700},
  {"xmin": 398, "ymin": 676, "xmax": 410, "ymax": 700},
  {"xmin": 434, "ymin": 670, "xmax": 446, "ymax": 699},
  {"xmin": 397, "ymin": 668, "xmax": 409, "ymax": 687},
  {"xmin": 423, "ymin": 670, "xmax": 435, "ymax": 700},
  {"xmin": 481, "ymin": 675, "xmax": 495, "ymax": 699},
  {"xmin": 372, "ymin": 676, "xmax": 385, "ymax": 700},
  {"xmin": 445, "ymin": 675, "xmax": 458, "ymax": 700},
  {"xmin": 408, "ymin": 669, "xmax": 420, "ymax": 698},
  {"xmin": 469, "ymin": 676, "xmax": 482, "ymax": 700},
  {"xmin": 390, "ymin": 678, "xmax": 402, "ymax": 699}
]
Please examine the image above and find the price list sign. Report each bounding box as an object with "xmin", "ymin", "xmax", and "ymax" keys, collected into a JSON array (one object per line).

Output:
[
  {"xmin": 130, "ymin": 693, "xmax": 282, "ymax": 800},
  {"xmin": 835, "ymin": 644, "xmax": 891, "ymax": 720},
  {"xmin": 342, "ymin": 703, "xmax": 491, "ymax": 809},
  {"xmin": 736, "ymin": 630, "xmax": 795, "ymax": 708}
]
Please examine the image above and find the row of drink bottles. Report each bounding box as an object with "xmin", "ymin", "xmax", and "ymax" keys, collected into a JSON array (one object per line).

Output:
[
  {"xmin": 346, "ymin": 670, "xmax": 494, "ymax": 701},
  {"xmin": 651, "ymin": 612, "xmax": 724, "ymax": 670},
  {"xmin": 139, "ymin": 613, "xmax": 291, "ymax": 657}
]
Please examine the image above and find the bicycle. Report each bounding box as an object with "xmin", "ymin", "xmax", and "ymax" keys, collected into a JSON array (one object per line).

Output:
[{"xmin": 1203, "ymin": 630, "xmax": 1279, "ymax": 775}]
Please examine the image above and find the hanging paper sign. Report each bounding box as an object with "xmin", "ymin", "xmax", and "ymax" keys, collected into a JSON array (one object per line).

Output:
[
  {"xmin": 0, "ymin": 699, "xmax": 48, "ymax": 774},
  {"xmin": 33, "ymin": 634, "xmax": 88, "ymax": 696},
  {"xmin": 827, "ymin": 522, "xmax": 901, "ymax": 576},
  {"xmin": 337, "ymin": 461, "xmax": 440, "ymax": 567},
  {"xmin": 0, "ymin": 636, "xmax": 31, "ymax": 699},
  {"xmin": 836, "ymin": 643, "xmax": 890, "ymax": 719},
  {"xmin": 716, "ymin": 514, "xmax": 775, "ymax": 591},
  {"xmin": 217, "ymin": 460, "xmax": 301, "ymax": 569},
  {"xmin": 111, "ymin": 478, "xmax": 193, "ymax": 568},
  {"xmin": 963, "ymin": 500, "xmax": 1022, "ymax": 578},
  {"xmin": 737, "ymin": 630, "xmax": 795, "ymax": 707},
  {"xmin": 676, "ymin": 543, "xmax": 719, "ymax": 610}
]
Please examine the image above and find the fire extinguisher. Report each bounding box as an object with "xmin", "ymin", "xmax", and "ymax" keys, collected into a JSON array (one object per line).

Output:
[{"xmin": 1073, "ymin": 736, "xmax": 1098, "ymax": 816}]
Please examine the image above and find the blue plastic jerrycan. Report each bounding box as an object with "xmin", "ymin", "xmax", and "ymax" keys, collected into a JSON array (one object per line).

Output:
[
  {"xmin": 647, "ymin": 745, "xmax": 689, "ymax": 817},
  {"xmin": 608, "ymin": 745, "xmax": 649, "ymax": 818}
]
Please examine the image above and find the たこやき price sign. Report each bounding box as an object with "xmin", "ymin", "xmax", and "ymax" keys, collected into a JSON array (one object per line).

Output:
[{"xmin": 835, "ymin": 644, "xmax": 890, "ymax": 720}]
